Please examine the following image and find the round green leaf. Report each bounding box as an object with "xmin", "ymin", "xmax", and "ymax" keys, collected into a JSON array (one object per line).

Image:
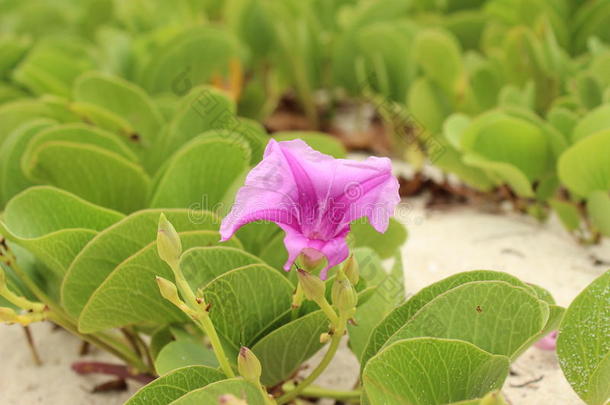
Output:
[
  {"xmin": 252, "ymin": 310, "xmax": 328, "ymax": 386},
  {"xmin": 361, "ymin": 270, "xmax": 544, "ymax": 366},
  {"xmin": 155, "ymin": 341, "xmax": 219, "ymax": 376},
  {"xmin": 61, "ymin": 209, "xmax": 220, "ymax": 318},
  {"xmin": 0, "ymin": 186, "xmax": 124, "ymax": 276},
  {"xmin": 125, "ymin": 365, "xmax": 224, "ymax": 405},
  {"xmin": 363, "ymin": 338, "xmax": 509, "ymax": 405},
  {"xmin": 557, "ymin": 270, "xmax": 610, "ymax": 405},
  {"xmin": 150, "ymin": 135, "xmax": 250, "ymax": 209},
  {"xmin": 202, "ymin": 264, "xmax": 294, "ymax": 350},
  {"xmin": 169, "ymin": 378, "xmax": 266, "ymax": 405},
  {"xmin": 22, "ymin": 141, "xmax": 151, "ymax": 213},
  {"xmin": 383, "ymin": 281, "xmax": 549, "ymax": 359},
  {"xmin": 558, "ymin": 130, "xmax": 610, "ymax": 197},
  {"xmin": 78, "ymin": 231, "xmax": 238, "ymax": 333}
]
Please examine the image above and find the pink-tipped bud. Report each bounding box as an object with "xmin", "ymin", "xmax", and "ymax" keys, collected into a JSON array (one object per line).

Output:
[
  {"xmin": 296, "ymin": 268, "xmax": 326, "ymax": 302},
  {"xmin": 237, "ymin": 346, "xmax": 261, "ymax": 383}
]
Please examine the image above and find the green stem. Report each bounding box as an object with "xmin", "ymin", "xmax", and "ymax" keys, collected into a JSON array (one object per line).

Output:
[
  {"xmin": 170, "ymin": 261, "xmax": 198, "ymax": 307},
  {"xmin": 195, "ymin": 314, "xmax": 235, "ymax": 378},
  {"xmin": 315, "ymin": 297, "xmax": 339, "ymax": 326},
  {"xmin": 7, "ymin": 257, "xmax": 149, "ymax": 372},
  {"xmin": 290, "ymin": 283, "xmax": 303, "ymax": 321},
  {"xmin": 281, "ymin": 383, "xmax": 361, "ymax": 401},
  {"xmin": 255, "ymin": 381, "xmax": 276, "ymax": 405},
  {"xmin": 170, "ymin": 260, "xmax": 235, "ymax": 378},
  {"xmin": 277, "ymin": 317, "xmax": 347, "ymax": 404}
]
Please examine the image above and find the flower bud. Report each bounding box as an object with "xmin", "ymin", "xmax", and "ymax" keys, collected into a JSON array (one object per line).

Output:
[
  {"xmin": 155, "ymin": 276, "xmax": 191, "ymax": 315},
  {"xmin": 157, "ymin": 213, "xmax": 182, "ymax": 264},
  {"xmin": 319, "ymin": 332, "xmax": 331, "ymax": 343},
  {"xmin": 342, "ymin": 255, "xmax": 359, "ymax": 285},
  {"xmin": 218, "ymin": 394, "xmax": 248, "ymax": 405},
  {"xmin": 237, "ymin": 347, "xmax": 262, "ymax": 383},
  {"xmin": 296, "ymin": 268, "xmax": 325, "ymax": 302},
  {"xmin": 332, "ymin": 278, "xmax": 357, "ymax": 315}
]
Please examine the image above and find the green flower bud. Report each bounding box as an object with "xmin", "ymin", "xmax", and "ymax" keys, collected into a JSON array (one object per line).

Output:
[
  {"xmin": 296, "ymin": 268, "xmax": 325, "ymax": 302},
  {"xmin": 342, "ymin": 255, "xmax": 359, "ymax": 285},
  {"xmin": 237, "ymin": 346, "xmax": 262, "ymax": 383},
  {"xmin": 157, "ymin": 213, "xmax": 182, "ymax": 264},
  {"xmin": 155, "ymin": 276, "xmax": 191, "ymax": 315},
  {"xmin": 332, "ymin": 278, "xmax": 357, "ymax": 315}
]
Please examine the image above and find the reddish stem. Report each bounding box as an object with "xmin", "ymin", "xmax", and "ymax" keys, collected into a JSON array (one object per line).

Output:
[{"xmin": 71, "ymin": 361, "xmax": 156, "ymax": 384}]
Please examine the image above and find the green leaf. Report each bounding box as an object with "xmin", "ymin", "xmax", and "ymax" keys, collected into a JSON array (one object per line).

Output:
[
  {"xmin": 448, "ymin": 391, "xmax": 508, "ymax": 405},
  {"xmin": 362, "ymin": 338, "xmax": 509, "ymax": 405},
  {"xmin": 587, "ymin": 191, "xmax": 610, "ymax": 237},
  {"xmin": 12, "ymin": 39, "xmax": 94, "ymax": 97},
  {"xmin": 149, "ymin": 135, "xmax": 250, "ymax": 209},
  {"xmin": 407, "ymin": 77, "xmax": 451, "ymax": 134},
  {"xmin": 443, "ymin": 113, "xmax": 471, "ymax": 150},
  {"xmin": 383, "ymin": 281, "xmax": 549, "ymax": 359},
  {"xmin": 0, "ymin": 99, "xmax": 77, "ymax": 146},
  {"xmin": 351, "ymin": 217, "xmax": 407, "ymax": 260},
  {"xmin": 462, "ymin": 154, "xmax": 534, "ymax": 197},
  {"xmin": 0, "ymin": 119, "xmax": 54, "ymax": 206},
  {"xmin": 73, "ymin": 71, "xmax": 165, "ymax": 171},
  {"xmin": 22, "ymin": 123, "xmax": 138, "ymax": 164},
  {"xmin": 78, "ymin": 231, "xmax": 239, "ymax": 333},
  {"xmin": 272, "ymin": 132, "xmax": 346, "ymax": 158},
  {"xmin": 348, "ymin": 250, "xmax": 403, "ymax": 358},
  {"xmin": 558, "ymin": 130, "xmax": 610, "ymax": 197},
  {"xmin": 138, "ymin": 27, "xmax": 240, "ymax": 95},
  {"xmin": 169, "ymin": 378, "xmax": 266, "ymax": 405},
  {"xmin": 61, "ymin": 209, "xmax": 220, "ymax": 318},
  {"xmin": 22, "ymin": 141, "xmax": 150, "ymax": 213},
  {"xmin": 180, "ymin": 246, "xmax": 262, "ymax": 292},
  {"xmin": 148, "ymin": 86, "xmax": 235, "ymax": 166},
  {"xmin": 557, "ymin": 270, "xmax": 610, "ymax": 405},
  {"xmin": 125, "ymin": 365, "xmax": 224, "ymax": 405},
  {"xmin": 414, "ymin": 29, "xmax": 463, "ymax": 93},
  {"xmin": 257, "ymin": 230, "xmax": 289, "ymax": 271},
  {"xmin": 462, "ymin": 115, "xmax": 551, "ymax": 182},
  {"xmin": 361, "ymin": 270, "xmax": 544, "ymax": 366},
  {"xmin": 235, "ymin": 221, "xmax": 282, "ymax": 256},
  {"xmin": 571, "ymin": 104, "xmax": 610, "ymax": 144},
  {"xmin": 202, "ymin": 264, "xmax": 294, "ymax": 350},
  {"xmin": 155, "ymin": 341, "xmax": 219, "ymax": 376},
  {"xmin": 0, "ymin": 186, "xmax": 124, "ymax": 276},
  {"xmin": 433, "ymin": 144, "xmax": 494, "ymax": 191},
  {"xmin": 252, "ymin": 310, "xmax": 328, "ymax": 386},
  {"xmin": 549, "ymin": 199, "xmax": 582, "ymax": 231}
]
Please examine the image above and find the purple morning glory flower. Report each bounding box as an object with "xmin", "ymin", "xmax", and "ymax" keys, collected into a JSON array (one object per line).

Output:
[{"xmin": 220, "ymin": 138, "xmax": 400, "ymax": 279}]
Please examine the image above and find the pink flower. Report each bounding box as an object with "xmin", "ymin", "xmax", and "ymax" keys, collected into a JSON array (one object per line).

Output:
[
  {"xmin": 534, "ymin": 330, "xmax": 558, "ymax": 351},
  {"xmin": 220, "ymin": 139, "xmax": 400, "ymax": 279}
]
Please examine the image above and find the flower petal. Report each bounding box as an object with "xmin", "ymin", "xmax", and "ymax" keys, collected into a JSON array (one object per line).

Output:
[{"xmin": 220, "ymin": 140, "xmax": 302, "ymax": 240}]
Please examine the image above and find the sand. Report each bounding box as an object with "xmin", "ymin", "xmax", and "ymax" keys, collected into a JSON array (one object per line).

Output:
[{"xmin": 1, "ymin": 197, "xmax": 607, "ymax": 404}]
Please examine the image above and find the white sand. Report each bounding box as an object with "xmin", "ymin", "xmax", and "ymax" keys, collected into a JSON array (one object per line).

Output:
[{"xmin": 1, "ymin": 197, "xmax": 607, "ymax": 404}]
